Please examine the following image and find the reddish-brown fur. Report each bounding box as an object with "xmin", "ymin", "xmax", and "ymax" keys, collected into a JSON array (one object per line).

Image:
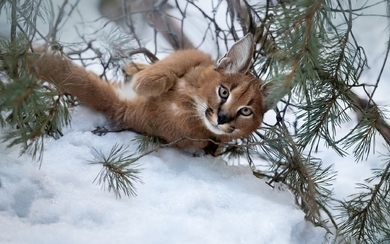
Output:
[{"xmin": 27, "ymin": 34, "xmax": 267, "ymax": 154}]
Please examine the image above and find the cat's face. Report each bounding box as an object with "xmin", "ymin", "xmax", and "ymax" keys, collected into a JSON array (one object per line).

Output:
[
  {"xmin": 195, "ymin": 68, "xmax": 265, "ymax": 138},
  {"xmin": 193, "ymin": 33, "xmax": 266, "ymax": 139}
]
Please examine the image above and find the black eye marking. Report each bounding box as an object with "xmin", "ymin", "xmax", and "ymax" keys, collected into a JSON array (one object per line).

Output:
[
  {"xmin": 239, "ymin": 107, "xmax": 253, "ymax": 116},
  {"xmin": 218, "ymin": 86, "xmax": 229, "ymax": 100}
]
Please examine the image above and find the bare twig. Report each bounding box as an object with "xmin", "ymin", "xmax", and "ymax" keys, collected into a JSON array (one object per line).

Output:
[{"xmin": 128, "ymin": 48, "xmax": 159, "ymax": 63}]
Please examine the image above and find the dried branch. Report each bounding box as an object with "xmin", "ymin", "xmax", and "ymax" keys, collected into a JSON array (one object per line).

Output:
[{"xmin": 128, "ymin": 48, "xmax": 159, "ymax": 63}]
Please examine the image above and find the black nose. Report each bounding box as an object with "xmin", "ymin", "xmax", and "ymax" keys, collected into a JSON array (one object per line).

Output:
[{"xmin": 217, "ymin": 110, "xmax": 233, "ymax": 125}]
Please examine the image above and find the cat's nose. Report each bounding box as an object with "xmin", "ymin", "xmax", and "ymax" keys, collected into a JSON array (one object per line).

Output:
[{"xmin": 217, "ymin": 110, "xmax": 233, "ymax": 125}]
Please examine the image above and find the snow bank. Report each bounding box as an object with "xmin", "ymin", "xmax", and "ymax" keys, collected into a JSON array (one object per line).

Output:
[{"xmin": 0, "ymin": 107, "xmax": 326, "ymax": 244}]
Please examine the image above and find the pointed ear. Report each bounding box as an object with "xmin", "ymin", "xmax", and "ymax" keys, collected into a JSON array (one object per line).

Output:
[
  {"xmin": 261, "ymin": 81, "xmax": 286, "ymax": 112},
  {"xmin": 215, "ymin": 33, "xmax": 254, "ymax": 74},
  {"xmin": 261, "ymin": 82, "xmax": 273, "ymax": 112}
]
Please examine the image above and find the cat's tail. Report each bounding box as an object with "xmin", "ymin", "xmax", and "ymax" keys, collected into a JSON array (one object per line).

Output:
[{"xmin": 26, "ymin": 49, "xmax": 126, "ymax": 124}]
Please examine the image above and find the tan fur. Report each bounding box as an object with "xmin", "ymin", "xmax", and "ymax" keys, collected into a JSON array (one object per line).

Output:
[
  {"xmin": 123, "ymin": 63, "xmax": 149, "ymax": 76},
  {"xmin": 27, "ymin": 34, "xmax": 266, "ymax": 154}
]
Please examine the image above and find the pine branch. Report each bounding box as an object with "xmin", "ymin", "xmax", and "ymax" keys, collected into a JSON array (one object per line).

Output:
[
  {"xmin": 338, "ymin": 154, "xmax": 390, "ymax": 242},
  {"xmin": 10, "ymin": 0, "xmax": 19, "ymax": 79},
  {"xmin": 1, "ymin": 74, "xmax": 71, "ymax": 161},
  {"xmin": 317, "ymin": 69, "xmax": 390, "ymax": 160},
  {"xmin": 91, "ymin": 144, "xmax": 143, "ymax": 198},
  {"xmin": 275, "ymin": 109, "xmax": 332, "ymax": 229},
  {"xmin": 248, "ymin": 1, "xmax": 390, "ymax": 238},
  {"xmin": 28, "ymin": 91, "xmax": 64, "ymax": 141},
  {"xmin": 10, "ymin": 0, "xmax": 17, "ymax": 43}
]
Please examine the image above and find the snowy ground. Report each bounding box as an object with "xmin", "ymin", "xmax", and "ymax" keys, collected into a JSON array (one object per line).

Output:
[
  {"xmin": 0, "ymin": 0, "xmax": 389, "ymax": 243},
  {"xmin": 0, "ymin": 106, "xmax": 326, "ymax": 244}
]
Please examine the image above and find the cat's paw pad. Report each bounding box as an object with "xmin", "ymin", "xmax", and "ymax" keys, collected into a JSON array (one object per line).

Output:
[{"xmin": 132, "ymin": 70, "xmax": 176, "ymax": 97}]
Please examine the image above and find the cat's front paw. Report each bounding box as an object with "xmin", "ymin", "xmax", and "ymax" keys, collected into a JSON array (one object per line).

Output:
[{"xmin": 132, "ymin": 69, "xmax": 176, "ymax": 97}]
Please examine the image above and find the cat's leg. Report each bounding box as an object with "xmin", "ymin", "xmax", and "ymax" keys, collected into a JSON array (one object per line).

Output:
[
  {"xmin": 132, "ymin": 66, "xmax": 177, "ymax": 97},
  {"xmin": 132, "ymin": 49, "xmax": 213, "ymax": 97}
]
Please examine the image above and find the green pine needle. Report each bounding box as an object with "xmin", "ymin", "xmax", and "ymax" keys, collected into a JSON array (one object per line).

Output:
[
  {"xmin": 132, "ymin": 134, "xmax": 162, "ymax": 153},
  {"xmin": 91, "ymin": 144, "xmax": 143, "ymax": 198}
]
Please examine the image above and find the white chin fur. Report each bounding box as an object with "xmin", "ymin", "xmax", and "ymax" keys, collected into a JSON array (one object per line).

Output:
[
  {"xmin": 194, "ymin": 98, "xmax": 228, "ymax": 135},
  {"xmin": 114, "ymin": 80, "xmax": 138, "ymax": 101},
  {"xmin": 203, "ymin": 117, "xmax": 227, "ymax": 135}
]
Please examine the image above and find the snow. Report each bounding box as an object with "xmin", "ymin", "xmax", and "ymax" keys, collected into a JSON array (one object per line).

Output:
[
  {"xmin": 0, "ymin": 106, "xmax": 326, "ymax": 244},
  {"xmin": 0, "ymin": 0, "xmax": 389, "ymax": 243}
]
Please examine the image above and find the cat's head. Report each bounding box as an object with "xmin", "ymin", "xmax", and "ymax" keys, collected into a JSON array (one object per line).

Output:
[{"xmin": 196, "ymin": 33, "xmax": 269, "ymax": 139}]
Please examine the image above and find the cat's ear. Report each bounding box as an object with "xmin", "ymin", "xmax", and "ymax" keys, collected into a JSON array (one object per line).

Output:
[
  {"xmin": 261, "ymin": 81, "xmax": 282, "ymax": 112},
  {"xmin": 215, "ymin": 33, "xmax": 254, "ymax": 74}
]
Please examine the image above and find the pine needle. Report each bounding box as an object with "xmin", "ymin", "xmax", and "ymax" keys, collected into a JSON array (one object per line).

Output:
[{"xmin": 90, "ymin": 144, "xmax": 143, "ymax": 199}]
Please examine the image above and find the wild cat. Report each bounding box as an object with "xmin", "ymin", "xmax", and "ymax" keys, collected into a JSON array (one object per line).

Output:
[{"xmin": 27, "ymin": 33, "xmax": 269, "ymax": 155}]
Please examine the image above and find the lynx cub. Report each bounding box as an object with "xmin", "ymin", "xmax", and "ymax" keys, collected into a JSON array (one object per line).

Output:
[{"xmin": 28, "ymin": 34, "xmax": 268, "ymax": 154}]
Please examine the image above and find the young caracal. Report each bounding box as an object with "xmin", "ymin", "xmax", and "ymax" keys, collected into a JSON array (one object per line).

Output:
[{"xmin": 27, "ymin": 34, "xmax": 268, "ymax": 154}]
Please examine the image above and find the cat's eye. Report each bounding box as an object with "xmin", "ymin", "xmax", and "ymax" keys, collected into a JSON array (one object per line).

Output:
[
  {"xmin": 218, "ymin": 86, "xmax": 229, "ymax": 99},
  {"xmin": 240, "ymin": 107, "xmax": 253, "ymax": 116}
]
